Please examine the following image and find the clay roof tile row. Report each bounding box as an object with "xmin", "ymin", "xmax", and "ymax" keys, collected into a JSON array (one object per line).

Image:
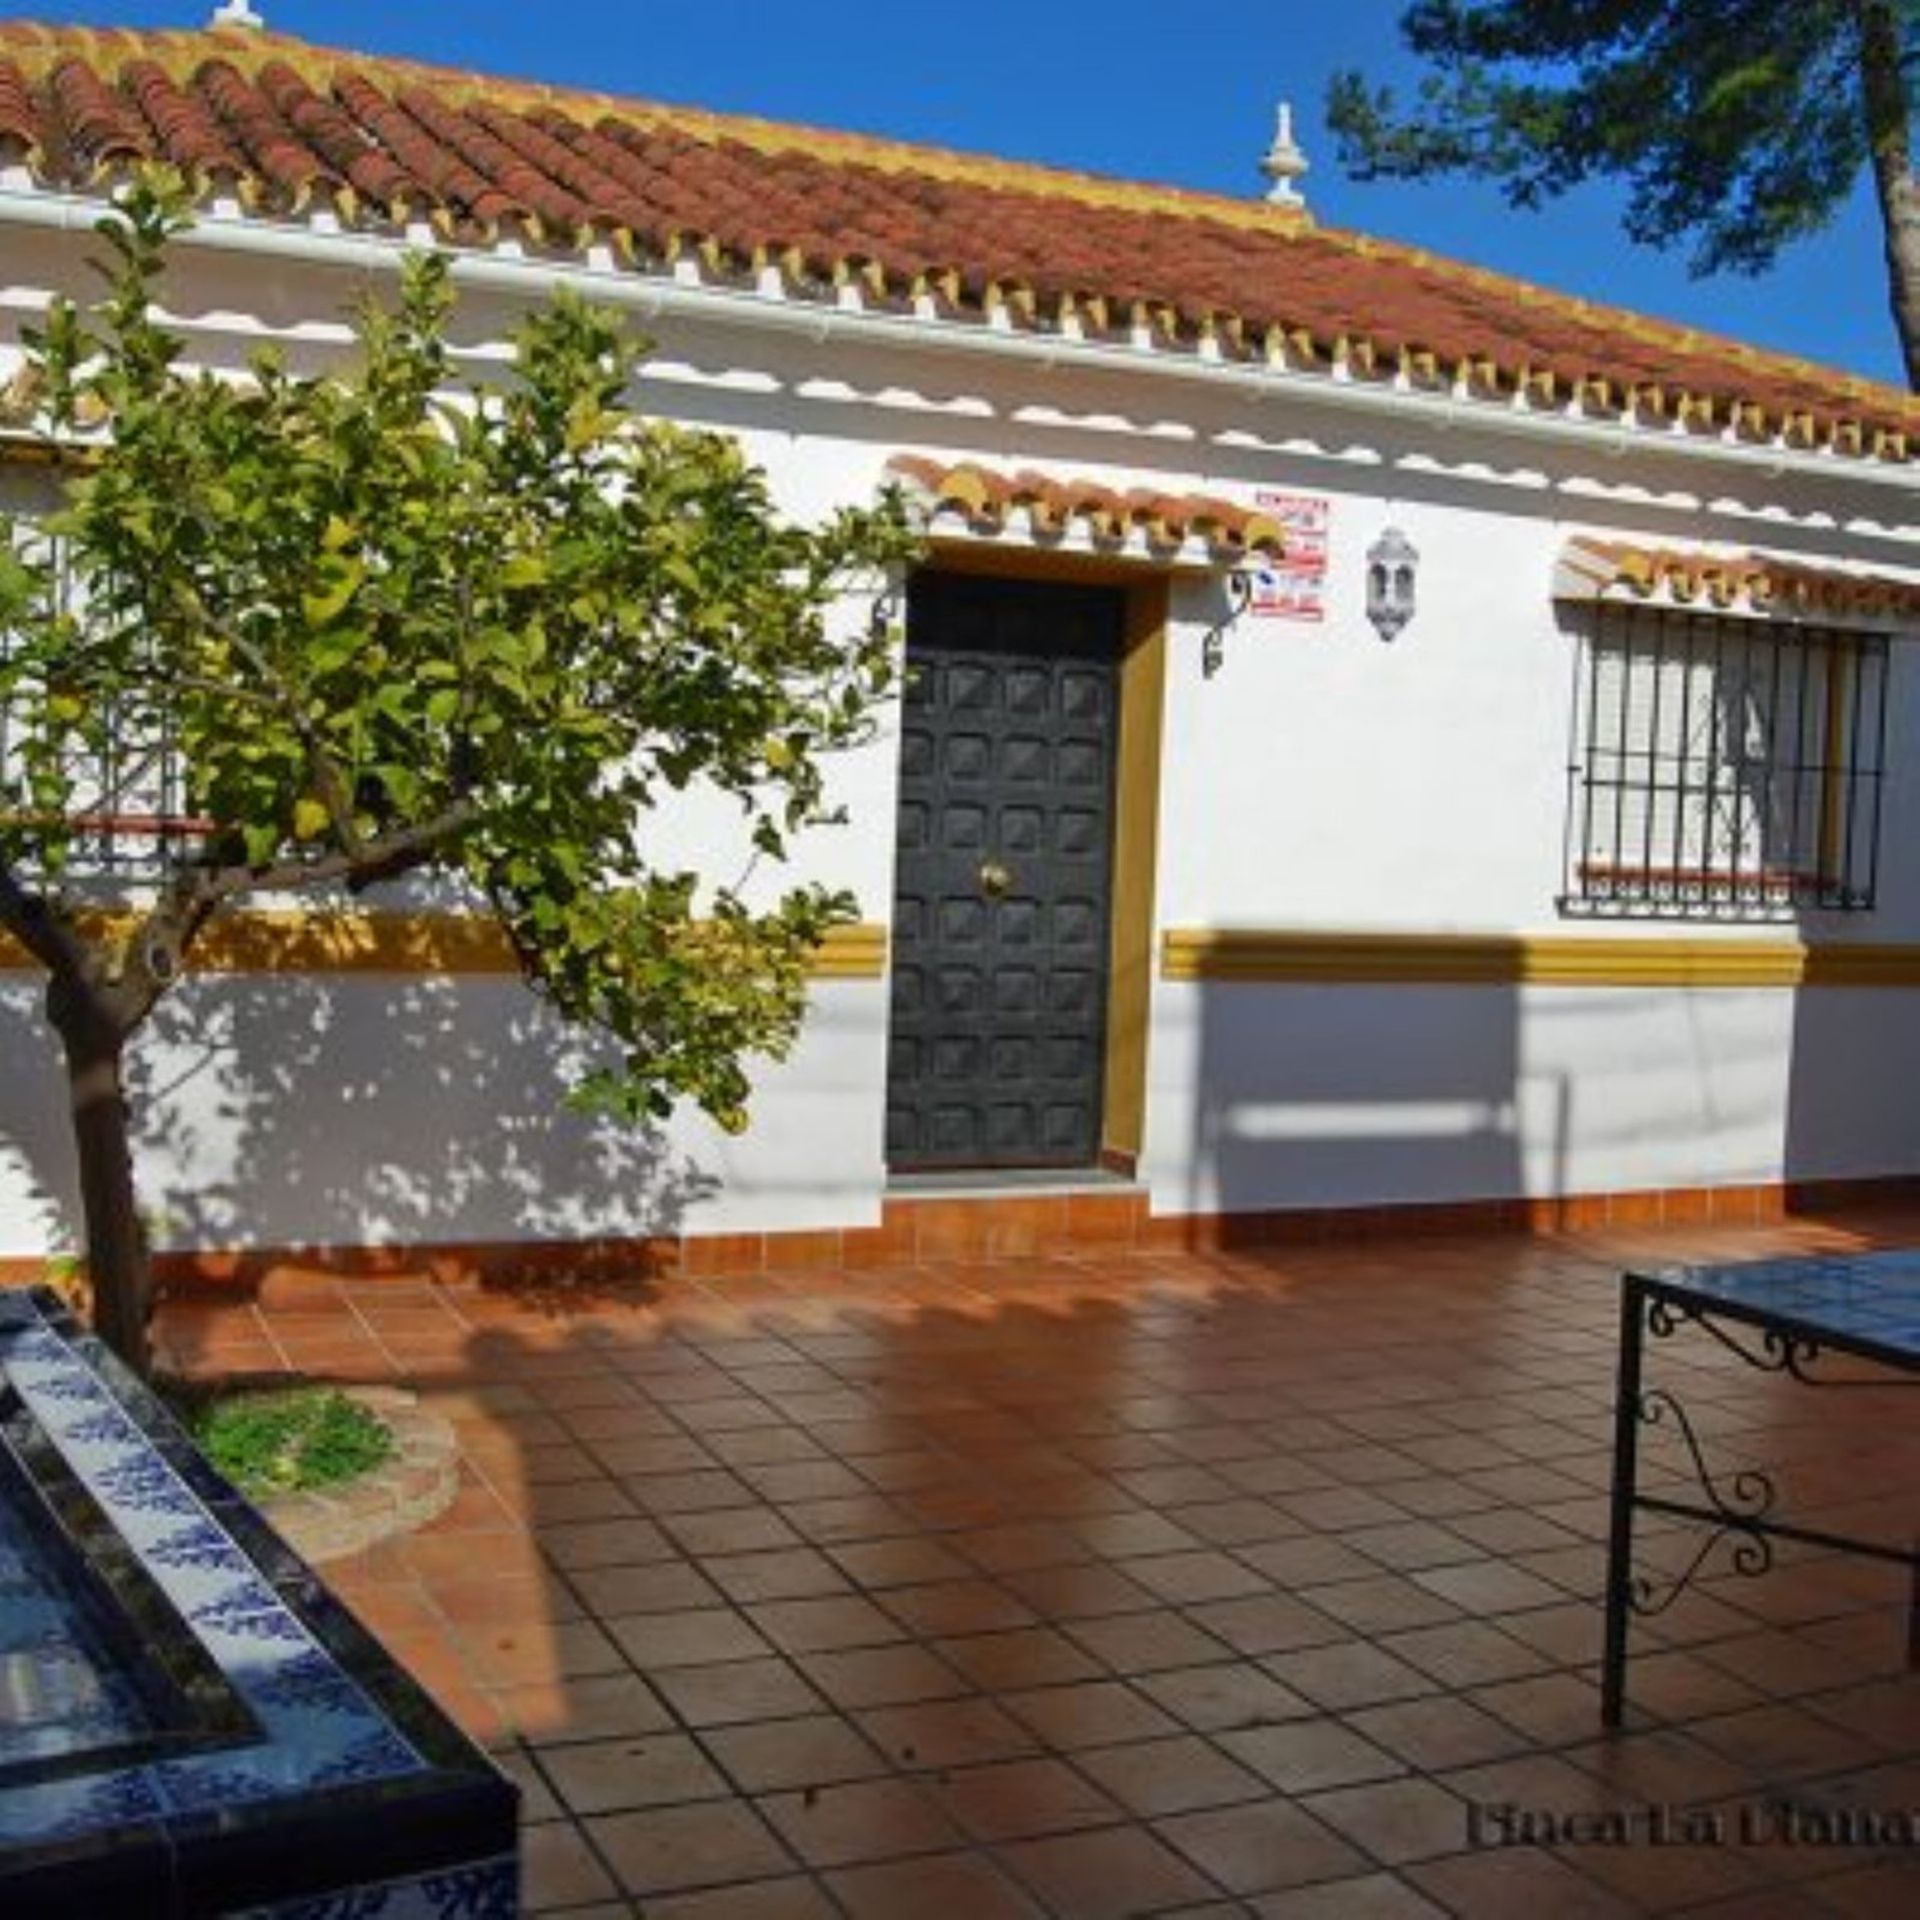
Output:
[
  {"xmin": 887, "ymin": 455, "xmax": 1287, "ymax": 558},
  {"xmin": 0, "ymin": 19, "xmax": 1913, "ymax": 461},
  {"xmin": 1555, "ymin": 534, "xmax": 1920, "ymax": 622}
]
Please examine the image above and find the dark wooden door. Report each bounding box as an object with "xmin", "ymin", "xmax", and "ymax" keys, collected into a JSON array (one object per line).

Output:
[{"xmin": 886, "ymin": 571, "xmax": 1124, "ymax": 1169}]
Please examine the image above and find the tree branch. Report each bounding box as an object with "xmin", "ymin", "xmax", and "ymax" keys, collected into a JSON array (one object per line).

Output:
[
  {"xmin": 208, "ymin": 796, "xmax": 482, "ymax": 902},
  {"xmin": 172, "ymin": 577, "xmax": 367, "ymax": 854},
  {"xmin": 0, "ymin": 860, "xmax": 88, "ymax": 980}
]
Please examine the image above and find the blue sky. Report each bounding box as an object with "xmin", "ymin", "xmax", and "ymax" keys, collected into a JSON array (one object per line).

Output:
[{"xmin": 20, "ymin": 1, "xmax": 1907, "ymax": 387}]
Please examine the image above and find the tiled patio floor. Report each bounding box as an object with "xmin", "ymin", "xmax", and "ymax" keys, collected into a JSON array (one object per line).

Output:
[{"xmin": 156, "ymin": 1210, "xmax": 1920, "ymax": 1917}]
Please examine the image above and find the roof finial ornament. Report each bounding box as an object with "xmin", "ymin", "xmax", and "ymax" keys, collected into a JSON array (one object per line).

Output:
[
  {"xmin": 209, "ymin": 2, "xmax": 265, "ymax": 28},
  {"xmin": 1260, "ymin": 101, "xmax": 1309, "ymax": 208}
]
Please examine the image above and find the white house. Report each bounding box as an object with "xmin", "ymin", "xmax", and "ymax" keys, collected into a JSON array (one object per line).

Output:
[{"xmin": 3, "ymin": 11, "xmax": 1919, "ymax": 1282}]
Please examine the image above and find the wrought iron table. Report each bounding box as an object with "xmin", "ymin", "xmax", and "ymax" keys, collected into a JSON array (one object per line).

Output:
[{"xmin": 1601, "ymin": 1250, "xmax": 1920, "ymax": 1728}]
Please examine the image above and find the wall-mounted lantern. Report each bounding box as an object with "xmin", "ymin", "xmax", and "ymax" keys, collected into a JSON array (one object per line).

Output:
[
  {"xmin": 1201, "ymin": 568, "xmax": 1256, "ymax": 678},
  {"xmin": 1366, "ymin": 526, "xmax": 1419, "ymax": 641}
]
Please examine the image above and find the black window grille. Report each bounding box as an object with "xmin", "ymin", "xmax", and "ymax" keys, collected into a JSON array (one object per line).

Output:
[
  {"xmin": 0, "ymin": 530, "xmax": 208, "ymax": 882},
  {"xmin": 1563, "ymin": 602, "xmax": 1887, "ymax": 918}
]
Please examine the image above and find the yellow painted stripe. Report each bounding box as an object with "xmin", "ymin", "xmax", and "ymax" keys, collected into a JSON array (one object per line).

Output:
[
  {"xmin": 1160, "ymin": 929, "xmax": 1920, "ymax": 989},
  {"xmin": 0, "ymin": 909, "xmax": 888, "ymax": 980}
]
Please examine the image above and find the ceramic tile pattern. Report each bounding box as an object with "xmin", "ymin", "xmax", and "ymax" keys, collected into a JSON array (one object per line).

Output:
[
  {"xmin": 0, "ymin": 1290, "xmax": 516, "ymax": 1913},
  {"xmin": 155, "ymin": 1208, "xmax": 1920, "ymax": 1916},
  {"xmin": 1, "ymin": 21, "xmax": 1917, "ymax": 461}
]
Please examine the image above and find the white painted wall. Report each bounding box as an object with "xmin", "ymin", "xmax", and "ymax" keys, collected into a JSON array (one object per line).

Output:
[{"xmin": 4, "ymin": 211, "xmax": 1920, "ymax": 1256}]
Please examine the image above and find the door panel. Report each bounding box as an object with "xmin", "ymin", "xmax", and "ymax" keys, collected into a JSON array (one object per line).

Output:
[{"xmin": 886, "ymin": 572, "xmax": 1123, "ymax": 1169}]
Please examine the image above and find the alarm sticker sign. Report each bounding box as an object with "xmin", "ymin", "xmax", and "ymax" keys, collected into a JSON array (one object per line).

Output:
[{"xmin": 1247, "ymin": 491, "xmax": 1330, "ymax": 621}]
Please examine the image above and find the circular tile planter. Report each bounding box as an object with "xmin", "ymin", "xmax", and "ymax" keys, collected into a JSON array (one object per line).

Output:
[{"xmin": 254, "ymin": 1386, "xmax": 461, "ymax": 1565}]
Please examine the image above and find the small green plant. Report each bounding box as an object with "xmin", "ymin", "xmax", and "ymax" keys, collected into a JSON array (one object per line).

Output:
[{"xmin": 192, "ymin": 1387, "xmax": 393, "ymax": 1498}]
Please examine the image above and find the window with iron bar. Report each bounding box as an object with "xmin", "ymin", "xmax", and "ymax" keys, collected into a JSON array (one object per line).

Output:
[
  {"xmin": 0, "ymin": 525, "xmax": 210, "ymax": 883},
  {"xmin": 1562, "ymin": 602, "xmax": 1887, "ymax": 919}
]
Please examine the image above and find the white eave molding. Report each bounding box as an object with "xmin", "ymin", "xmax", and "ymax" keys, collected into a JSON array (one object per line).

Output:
[{"xmin": 3, "ymin": 183, "xmax": 1917, "ymax": 501}]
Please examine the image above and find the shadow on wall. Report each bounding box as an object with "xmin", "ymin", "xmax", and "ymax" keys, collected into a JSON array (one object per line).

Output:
[
  {"xmin": 1187, "ymin": 978, "xmax": 1528, "ymax": 1222},
  {"xmin": 1784, "ymin": 983, "xmax": 1920, "ymax": 1198},
  {"xmin": 0, "ymin": 969, "xmax": 717, "ymax": 1263}
]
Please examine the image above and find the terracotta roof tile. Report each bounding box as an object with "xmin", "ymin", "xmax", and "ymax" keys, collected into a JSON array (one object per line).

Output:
[
  {"xmin": 1554, "ymin": 534, "xmax": 1920, "ymax": 622},
  {"xmin": 0, "ymin": 18, "xmax": 1914, "ymax": 462},
  {"xmin": 197, "ymin": 55, "xmax": 338, "ymax": 207},
  {"xmin": 0, "ymin": 54, "xmax": 46, "ymax": 160},
  {"xmin": 887, "ymin": 455, "xmax": 1286, "ymax": 559}
]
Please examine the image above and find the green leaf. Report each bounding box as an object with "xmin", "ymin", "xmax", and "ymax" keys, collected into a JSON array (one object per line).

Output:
[{"xmin": 301, "ymin": 556, "xmax": 365, "ymax": 627}]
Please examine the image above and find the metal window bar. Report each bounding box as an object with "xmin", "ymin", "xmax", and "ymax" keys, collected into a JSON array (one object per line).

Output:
[
  {"xmin": 0, "ymin": 531, "xmax": 207, "ymax": 882},
  {"xmin": 1563, "ymin": 604, "xmax": 1887, "ymax": 919}
]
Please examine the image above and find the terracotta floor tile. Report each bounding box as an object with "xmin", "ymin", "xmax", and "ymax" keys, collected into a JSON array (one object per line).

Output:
[
  {"xmin": 829, "ymin": 1534, "xmax": 976, "ymax": 1589},
  {"xmin": 741, "ymin": 1593, "xmax": 907, "ymax": 1655},
  {"xmin": 1187, "ymin": 1592, "xmax": 1348, "ymax": 1656},
  {"xmin": 526, "ymin": 1476, "xmax": 640, "ymax": 1523},
  {"xmin": 796, "ymin": 1643, "xmax": 969, "ymax": 1709},
  {"xmin": 936, "ymin": 1626, "xmax": 1105, "ymax": 1691},
  {"xmin": 1073, "ymin": 1734, "xmax": 1268, "ymax": 1817},
  {"xmin": 1262, "ymin": 1638, "xmax": 1438, "ymax": 1710},
  {"xmin": 700, "ymin": 1547, "xmax": 851, "ymax": 1604},
  {"xmin": 1250, "ymin": 1870, "xmax": 1449, "ymax": 1917},
  {"xmin": 491, "ymin": 1744, "xmax": 561, "ymax": 1823},
  {"xmin": 572, "ymin": 1557, "xmax": 723, "ymax": 1616},
  {"xmin": 519, "ymin": 1818, "xmax": 621, "ymax": 1911},
  {"xmin": 513, "ymin": 1671, "xmax": 675, "ymax": 1746},
  {"xmin": 1120, "ymin": 1549, "xmax": 1272, "ymax": 1605},
  {"xmin": 1240, "ymin": 1535, "xmax": 1412, "ymax": 1586},
  {"xmin": 1136, "ymin": 1662, "xmax": 1316, "ymax": 1733},
  {"xmin": 779, "ymin": 1477, "xmax": 911, "ymax": 1525},
  {"xmin": 1407, "ymin": 1846, "xmax": 1640, "ymax": 1918},
  {"xmin": 1296, "ymin": 1573, "xmax": 1466, "ymax": 1635},
  {"xmin": 607, "ymin": 1606, "xmax": 773, "ymax": 1669},
  {"xmin": 876, "ymin": 1576, "xmax": 1037, "ymax": 1637},
  {"xmin": 1348, "ymin": 1694, "xmax": 1533, "ymax": 1772},
  {"xmin": 1556, "ymin": 1826, "xmax": 1775, "ymax": 1912},
  {"xmin": 703, "ymin": 1713, "xmax": 887, "ymax": 1794},
  {"xmin": 1217, "ymin": 1715, "xmax": 1407, "ymax": 1794},
  {"xmin": 1064, "ymin": 1609, "xmax": 1232, "ymax": 1676},
  {"xmin": 827, "ymin": 1851, "xmax": 1044, "ymax": 1919},
  {"xmin": 1155, "ymin": 1497, "xmax": 1298, "ymax": 1546},
  {"xmin": 1467, "ymin": 1671, "xmax": 1607, "ymax": 1747},
  {"xmin": 999, "ymin": 1823, "xmax": 1217, "ymax": 1918},
  {"xmin": 756, "ymin": 1774, "xmax": 959, "ymax": 1867},
  {"xmin": 1002, "ymin": 1679, "xmax": 1182, "ymax": 1751},
  {"xmin": 536, "ymin": 1515, "xmax": 677, "ymax": 1570},
  {"xmin": 1300, "ymin": 1775, "xmax": 1476, "ymax": 1865},
  {"xmin": 1412, "ymin": 1558, "xmax": 1573, "ymax": 1616},
  {"xmin": 1000, "ymin": 1559, "xmax": 1160, "ymax": 1619},
  {"xmin": 164, "ymin": 1210, "xmax": 1920, "ymax": 1919},
  {"xmin": 1154, "ymin": 1797, "xmax": 1370, "ymax": 1895},
  {"xmin": 649, "ymin": 1656, "xmax": 825, "ymax": 1727},
  {"xmin": 447, "ymin": 1615, "xmax": 625, "ymax": 1691},
  {"xmin": 1814, "ymin": 1861, "xmax": 1920, "ymax": 1917},
  {"xmin": 640, "ymin": 1874, "xmax": 842, "ymax": 1920},
  {"xmin": 1381, "ymin": 1620, "xmax": 1554, "ymax": 1688},
  {"xmin": 586, "ymin": 1799, "xmax": 792, "ymax": 1898},
  {"xmin": 929, "ymin": 1754, "xmax": 1122, "ymax": 1841},
  {"xmin": 855, "ymin": 1695, "xmax": 1040, "ymax": 1770},
  {"xmin": 1072, "ymin": 1510, "xmax": 1203, "ymax": 1558},
  {"xmin": 956, "ymin": 1520, "xmax": 1090, "ymax": 1574},
  {"xmin": 538, "ymin": 1730, "xmax": 730, "ymax": 1814}
]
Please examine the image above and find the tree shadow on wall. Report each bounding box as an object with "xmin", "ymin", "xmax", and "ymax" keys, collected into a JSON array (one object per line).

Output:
[{"xmin": 0, "ymin": 967, "xmax": 717, "ymax": 1268}]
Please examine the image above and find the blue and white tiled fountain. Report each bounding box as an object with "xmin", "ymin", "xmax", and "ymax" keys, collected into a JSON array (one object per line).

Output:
[{"xmin": 0, "ymin": 1287, "xmax": 518, "ymax": 1917}]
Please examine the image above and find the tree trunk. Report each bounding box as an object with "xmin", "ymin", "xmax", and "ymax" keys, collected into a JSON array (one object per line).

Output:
[
  {"xmin": 48, "ymin": 984, "xmax": 149, "ymax": 1374},
  {"xmin": 1857, "ymin": 0, "xmax": 1920, "ymax": 390}
]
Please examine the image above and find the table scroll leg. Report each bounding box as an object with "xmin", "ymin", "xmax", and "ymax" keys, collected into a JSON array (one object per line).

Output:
[{"xmin": 1601, "ymin": 1277, "xmax": 1647, "ymax": 1729}]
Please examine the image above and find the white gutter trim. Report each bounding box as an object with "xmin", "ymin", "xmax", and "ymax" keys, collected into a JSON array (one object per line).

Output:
[{"xmin": 3, "ymin": 184, "xmax": 1914, "ymax": 498}]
